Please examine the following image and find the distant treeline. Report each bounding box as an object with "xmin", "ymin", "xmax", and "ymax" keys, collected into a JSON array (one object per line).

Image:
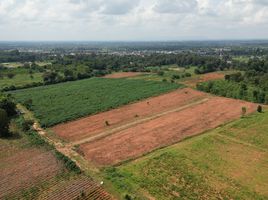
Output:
[{"xmin": 197, "ymin": 56, "xmax": 268, "ymax": 104}]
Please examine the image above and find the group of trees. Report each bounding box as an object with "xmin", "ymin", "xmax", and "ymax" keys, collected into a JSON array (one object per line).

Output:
[
  {"xmin": 0, "ymin": 94, "xmax": 16, "ymax": 137},
  {"xmin": 197, "ymin": 56, "xmax": 268, "ymax": 104}
]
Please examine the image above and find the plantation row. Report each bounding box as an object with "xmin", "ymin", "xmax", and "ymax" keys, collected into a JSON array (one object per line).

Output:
[{"xmin": 9, "ymin": 78, "xmax": 182, "ymax": 127}]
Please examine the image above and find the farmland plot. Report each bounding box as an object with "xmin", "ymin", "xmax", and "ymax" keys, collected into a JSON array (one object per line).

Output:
[
  {"xmin": 79, "ymin": 95, "xmax": 257, "ymax": 166},
  {"xmin": 104, "ymin": 110, "xmax": 268, "ymax": 200},
  {"xmin": 10, "ymin": 78, "xmax": 181, "ymax": 127},
  {"xmin": 52, "ymin": 88, "xmax": 207, "ymax": 142}
]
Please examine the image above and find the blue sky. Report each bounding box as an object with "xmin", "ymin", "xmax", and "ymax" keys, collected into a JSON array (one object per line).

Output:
[{"xmin": 0, "ymin": 0, "xmax": 267, "ymax": 41}]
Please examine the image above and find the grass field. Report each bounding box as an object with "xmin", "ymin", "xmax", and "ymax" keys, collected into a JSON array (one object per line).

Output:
[
  {"xmin": 10, "ymin": 77, "xmax": 182, "ymax": 127},
  {"xmin": 104, "ymin": 110, "xmax": 268, "ymax": 200},
  {"xmin": 0, "ymin": 73, "xmax": 43, "ymax": 89},
  {"xmin": 1, "ymin": 62, "xmax": 24, "ymax": 68}
]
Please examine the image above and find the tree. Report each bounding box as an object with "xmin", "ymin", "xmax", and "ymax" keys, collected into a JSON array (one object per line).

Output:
[
  {"xmin": 43, "ymin": 71, "xmax": 59, "ymax": 84},
  {"xmin": 0, "ymin": 94, "xmax": 16, "ymax": 117},
  {"xmin": 0, "ymin": 109, "xmax": 10, "ymax": 137}
]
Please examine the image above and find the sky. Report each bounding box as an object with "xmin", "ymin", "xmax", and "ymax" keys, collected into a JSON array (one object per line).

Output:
[{"xmin": 0, "ymin": 0, "xmax": 268, "ymax": 41}]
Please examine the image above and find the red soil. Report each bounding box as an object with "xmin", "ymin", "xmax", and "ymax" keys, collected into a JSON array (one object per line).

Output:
[
  {"xmin": 0, "ymin": 148, "xmax": 63, "ymax": 198},
  {"xmin": 183, "ymin": 72, "xmax": 225, "ymax": 87},
  {"xmin": 52, "ymin": 88, "xmax": 208, "ymax": 142},
  {"xmin": 103, "ymin": 72, "xmax": 145, "ymax": 78},
  {"xmin": 80, "ymin": 97, "xmax": 257, "ymax": 166}
]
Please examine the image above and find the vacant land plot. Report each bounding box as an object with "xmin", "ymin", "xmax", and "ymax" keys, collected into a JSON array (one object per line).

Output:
[
  {"xmin": 104, "ymin": 110, "xmax": 268, "ymax": 200},
  {"xmin": 52, "ymin": 88, "xmax": 207, "ymax": 142},
  {"xmin": 103, "ymin": 72, "xmax": 145, "ymax": 78},
  {"xmin": 79, "ymin": 95, "xmax": 256, "ymax": 166},
  {"xmin": 182, "ymin": 72, "xmax": 225, "ymax": 87},
  {"xmin": 10, "ymin": 78, "xmax": 181, "ymax": 127}
]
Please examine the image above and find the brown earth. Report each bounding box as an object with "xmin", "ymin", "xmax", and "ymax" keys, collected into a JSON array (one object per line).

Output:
[
  {"xmin": 103, "ymin": 72, "xmax": 145, "ymax": 78},
  {"xmin": 41, "ymin": 177, "xmax": 114, "ymax": 200},
  {"xmin": 79, "ymin": 97, "xmax": 257, "ymax": 166},
  {"xmin": 52, "ymin": 88, "xmax": 208, "ymax": 142},
  {"xmin": 0, "ymin": 148, "xmax": 63, "ymax": 199},
  {"xmin": 182, "ymin": 72, "xmax": 225, "ymax": 87}
]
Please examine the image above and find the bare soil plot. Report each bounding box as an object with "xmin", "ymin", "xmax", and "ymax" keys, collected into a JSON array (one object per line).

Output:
[
  {"xmin": 0, "ymin": 148, "xmax": 63, "ymax": 199},
  {"xmin": 79, "ymin": 97, "xmax": 257, "ymax": 166},
  {"xmin": 52, "ymin": 88, "xmax": 208, "ymax": 142},
  {"xmin": 182, "ymin": 72, "xmax": 225, "ymax": 87},
  {"xmin": 103, "ymin": 72, "xmax": 145, "ymax": 78}
]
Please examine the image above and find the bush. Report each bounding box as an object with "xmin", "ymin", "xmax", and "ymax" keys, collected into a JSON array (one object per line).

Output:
[
  {"xmin": 257, "ymin": 105, "xmax": 263, "ymax": 113},
  {"xmin": 157, "ymin": 71, "xmax": 164, "ymax": 76},
  {"xmin": 0, "ymin": 108, "xmax": 10, "ymax": 137},
  {"xmin": 125, "ymin": 194, "xmax": 133, "ymax": 200},
  {"xmin": 55, "ymin": 151, "xmax": 81, "ymax": 174},
  {"xmin": 22, "ymin": 119, "xmax": 34, "ymax": 131},
  {"xmin": 241, "ymin": 107, "xmax": 247, "ymax": 117},
  {"xmin": 0, "ymin": 94, "xmax": 16, "ymax": 117}
]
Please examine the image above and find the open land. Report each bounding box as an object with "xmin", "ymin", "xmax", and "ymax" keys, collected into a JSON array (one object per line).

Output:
[
  {"xmin": 51, "ymin": 88, "xmax": 257, "ymax": 166},
  {"xmin": 182, "ymin": 72, "xmax": 225, "ymax": 87},
  {"xmin": 104, "ymin": 109, "xmax": 268, "ymax": 200}
]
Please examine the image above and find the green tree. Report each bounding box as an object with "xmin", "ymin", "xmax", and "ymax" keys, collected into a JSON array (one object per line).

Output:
[{"xmin": 0, "ymin": 108, "xmax": 10, "ymax": 137}]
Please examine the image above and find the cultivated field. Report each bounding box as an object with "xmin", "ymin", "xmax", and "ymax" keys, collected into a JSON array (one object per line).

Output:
[
  {"xmin": 52, "ymin": 88, "xmax": 206, "ymax": 142},
  {"xmin": 79, "ymin": 95, "xmax": 256, "ymax": 166},
  {"xmin": 103, "ymin": 72, "xmax": 145, "ymax": 78},
  {"xmin": 0, "ymin": 124, "xmax": 114, "ymax": 200},
  {"xmin": 50, "ymin": 87, "xmax": 257, "ymax": 166},
  {"xmin": 0, "ymin": 148, "xmax": 62, "ymax": 199},
  {"xmin": 10, "ymin": 78, "xmax": 181, "ymax": 127},
  {"xmin": 104, "ymin": 110, "xmax": 268, "ymax": 199}
]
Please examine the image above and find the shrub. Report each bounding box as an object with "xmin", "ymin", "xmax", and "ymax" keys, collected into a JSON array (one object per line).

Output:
[
  {"xmin": 125, "ymin": 194, "xmax": 133, "ymax": 200},
  {"xmin": 157, "ymin": 71, "xmax": 164, "ymax": 76},
  {"xmin": 257, "ymin": 105, "xmax": 263, "ymax": 113},
  {"xmin": 22, "ymin": 119, "xmax": 34, "ymax": 131},
  {"xmin": 105, "ymin": 120, "xmax": 110, "ymax": 126},
  {"xmin": 0, "ymin": 108, "xmax": 10, "ymax": 137},
  {"xmin": 172, "ymin": 74, "xmax": 180, "ymax": 79},
  {"xmin": 241, "ymin": 107, "xmax": 247, "ymax": 117},
  {"xmin": 55, "ymin": 151, "xmax": 81, "ymax": 174},
  {"xmin": 7, "ymin": 73, "xmax": 15, "ymax": 79}
]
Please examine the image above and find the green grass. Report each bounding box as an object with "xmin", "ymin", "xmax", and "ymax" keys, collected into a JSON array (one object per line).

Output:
[
  {"xmin": 104, "ymin": 110, "xmax": 268, "ymax": 200},
  {"xmin": 9, "ymin": 77, "xmax": 182, "ymax": 127},
  {"xmin": 0, "ymin": 73, "xmax": 43, "ymax": 89},
  {"xmin": 132, "ymin": 66, "xmax": 197, "ymax": 83},
  {"xmin": 1, "ymin": 62, "xmax": 23, "ymax": 68}
]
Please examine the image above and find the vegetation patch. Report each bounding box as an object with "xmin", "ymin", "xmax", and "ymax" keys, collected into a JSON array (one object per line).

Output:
[
  {"xmin": 104, "ymin": 111, "xmax": 268, "ymax": 200},
  {"xmin": 9, "ymin": 78, "xmax": 181, "ymax": 127}
]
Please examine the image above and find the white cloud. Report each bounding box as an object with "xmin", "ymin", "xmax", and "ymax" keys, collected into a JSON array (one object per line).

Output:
[{"xmin": 0, "ymin": 0, "xmax": 267, "ymax": 40}]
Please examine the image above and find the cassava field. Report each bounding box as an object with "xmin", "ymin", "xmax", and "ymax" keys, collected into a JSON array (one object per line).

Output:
[{"xmin": 9, "ymin": 78, "xmax": 182, "ymax": 127}]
